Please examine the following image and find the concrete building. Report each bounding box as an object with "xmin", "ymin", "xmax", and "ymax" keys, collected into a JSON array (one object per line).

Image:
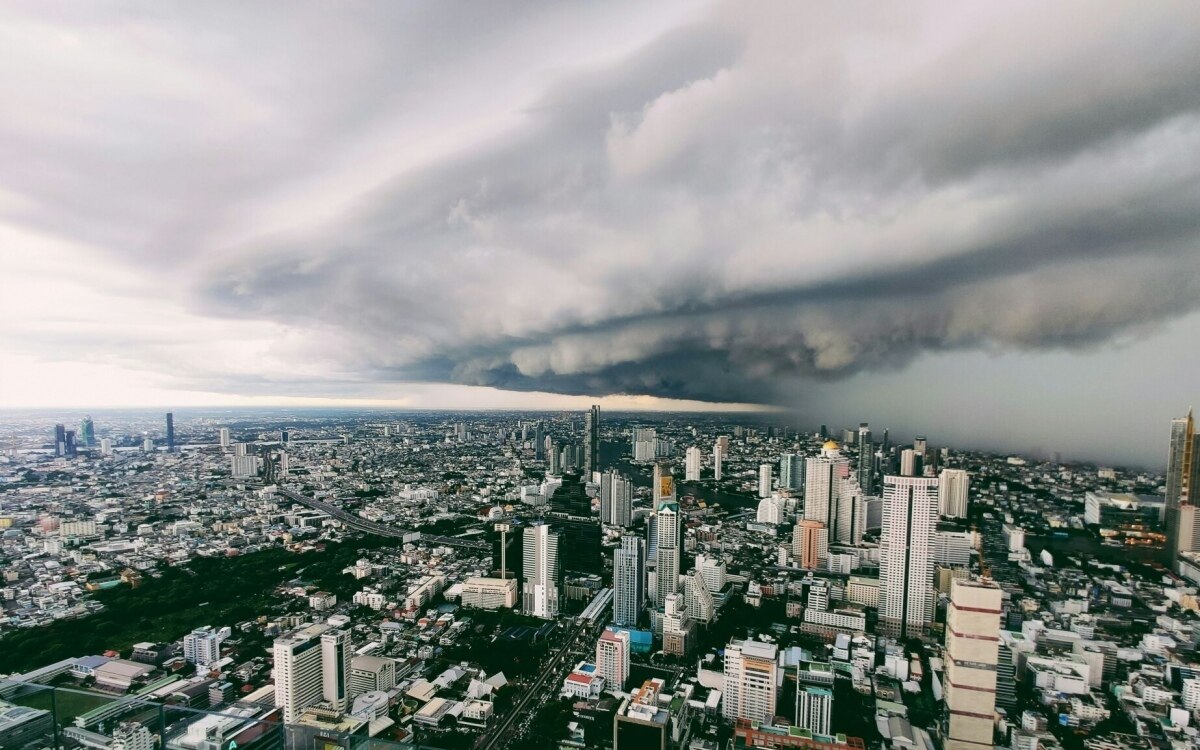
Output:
[
  {"xmin": 522, "ymin": 523, "xmax": 561, "ymax": 619},
  {"xmin": 796, "ymin": 686, "xmax": 833, "ymax": 735},
  {"xmin": 939, "ymin": 469, "xmax": 970, "ymax": 518},
  {"xmin": 723, "ymin": 639, "xmax": 778, "ymax": 723},
  {"xmin": 614, "ymin": 535, "xmax": 646, "ymax": 627},
  {"xmin": 880, "ymin": 475, "xmax": 940, "ymax": 639},
  {"xmin": 686, "ymin": 446, "xmax": 703, "ymax": 481},
  {"xmin": 596, "ymin": 629, "xmax": 630, "ymax": 692},
  {"xmin": 461, "ymin": 576, "xmax": 518, "ymax": 610},
  {"xmin": 944, "ymin": 578, "xmax": 1002, "ymax": 750}
]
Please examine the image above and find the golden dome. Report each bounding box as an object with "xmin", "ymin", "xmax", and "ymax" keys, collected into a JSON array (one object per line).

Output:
[{"xmin": 822, "ymin": 440, "xmax": 839, "ymax": 451}]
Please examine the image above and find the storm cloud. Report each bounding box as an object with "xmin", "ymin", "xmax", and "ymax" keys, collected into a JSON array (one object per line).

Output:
[{"xmin": 3, "ymin": 1, "xmax": 1200, "ymax": 459}]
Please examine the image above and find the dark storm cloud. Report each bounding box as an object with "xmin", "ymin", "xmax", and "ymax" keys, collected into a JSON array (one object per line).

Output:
[{"xmin": 4, "ymin": 1, "xmax": 1200, "ymax": 420}]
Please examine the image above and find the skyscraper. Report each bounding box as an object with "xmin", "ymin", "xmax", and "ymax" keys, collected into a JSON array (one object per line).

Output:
[
  {"xmin": 944, "ymin": 578, "xmax": 1002, "ymax": 750},
  {"xmin": 793, "ymin": 519, "xmax": 828, "ymax": 570},
  {"xmin": 780, "ymin": 453, "xmax": 803, "ymax": 491},
  {"xmin": 321, "ymin": 629, "xmax": 351, "ymax": 713},
  {"xmin": 1167, "ymin": 410, "xmax": 1200, "ymax": 564},
  {"xmin": 856, "ymin": 423, "xmax": 873, "ymax": 492},
  {"xmin": 219, "ymin": 427, "xmax": 231, "ymax": 448},
  {"xmin": 165, "ymin": 412, "xmax": 175, "ymax": 452},
  {"xmin": 534, "ymin": 420, "xmax": 545, "ymax": 460},
  {"xmin": 805, "ymin": 441, "xmax": 860, "ymax": 542},
  {"xmin": 64, "ymin": 430, "xmax": 77, "ymax": 458},
  {"xmin": 522, "ymin": 523, "xmax": 561, "ymax": 619},
  {"xmin": 54, "ymin": 423, "xmax": 66, "ymax": 457},
  {"xmin": 597, "ymin": 629, "xmax": 630, "ymax": 692},
  {"xmin": 583, "ymin": 405, "xmax": 600, "ymax": 476},
  {"xmin": 758, "ymin": 463, "xmax": 772, "ymax": 498},
  {"xmin": 79, "ymin": 416, "xmax": 95, "ymax": 447},
  {"xmin": 613, "ymin": 535, "xmax": 646, "ymax": 627},
  {"xmin": 273, "ymin": 623, "xmax": 329, "ymax": 724},
  {"xmin": 880, "ymin": 475, "xmax": 940, "ymax": 639},
  {"xmin": 722, "ymin": 639, "xmax": 778, "ymax": 723},
  {"xmin": 685, "ymin": 446, "xmax": 702, "ymax": 481},
  {"xmin": 654, "ymin": 502, "xmax": 681, "ymax": 608},
  {"xmin": 713, "ymin": 443, "xmax": 724, "ymax": 481},
  {"xmin": 939, "ymin": 469, "xmax": 970, "ymax": 518},
  {"xmin": 796, "ymin": 686, "xmax": 833, "ymax": 735},
  {"xmin": 600, "ymin": 471, "xmax": 633, "ymax": 527}
]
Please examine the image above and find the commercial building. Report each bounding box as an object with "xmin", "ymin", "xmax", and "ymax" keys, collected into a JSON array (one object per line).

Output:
[
  {"xmin": 613, "ymin": 535, "xmax": 646, "ymax": 627},
  {"xmin": 880, "ymin": 475, "xmax": 939, "ymax": 639},
  {"xmin": 522, "ymin": 523, "xmax": 562, "ymax": 619},
  {"xmin": 723, "ymin": 639, "xmax": 778, "ymax": 723},
  {"xmin": 944, "ymin": 578, "xmax": 1002, "ymax": 750},
  {"xmin": 596, "ymin": 629, "xmax": 630, "ymax": 692},
  {"xmin": 938, "ymin": 469, "xmax": 970, "ymax": 518},
  {"xmin": 461, "ymin": 576, "xmax": 518, "ymax": 610}
]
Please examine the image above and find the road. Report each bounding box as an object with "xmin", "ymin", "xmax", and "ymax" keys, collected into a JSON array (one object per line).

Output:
[
  {"xmin": 477, "ymin": 616, "xmax": 599, "ymax": 750},
  {"xmin": 276, "ymin": 486, "xmax": 490, "ymax": 552}
]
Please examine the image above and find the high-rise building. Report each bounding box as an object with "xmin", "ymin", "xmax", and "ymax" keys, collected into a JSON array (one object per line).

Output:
[
  {"xmin": 280, "ymin": 429, "xmax": 290, "ymax": 444},
  {"xmin": 613, "ymin": 536, "xmax": 646, "ymax": 627},
  {"xmin": 714, "ymin": 443, "xmax": 724, "ymax": 481},
  {"xmin": 684, "ymin": 568, "xmax": 715, "ymax": 624},
  {"xmin": 856, "ymin": 423, "xmax": 873, "ymax": 492},
  {"xmin": 165, "ymin": 412, "xmax": 175, "ymax": 452},
  {"xmin": 939, "ymin": 469, "xmax": 970, "ymax": 518},
  {"xmin": 805, "ymin": 441, "xmax": 862, "ymax": 542},
  {"xmin": 793, "ymin": 520, "xmax": 828, "ymax": 570},
  {"xmin": 100, "ymin": 438, "xmax": 113, "ymax": 456},
  {"xmin": 218, "ymin": 427, "xmax": 231, "ymax": 448},
  {"xmin": 584, "ymin": 405, "xmax": 600, "ymax": 476},
  {"xmin": 900, "ymin": 449, "xmax": 917, "ymax": 477},
  {"xmin": 780, "ymin": 453, "xmax": 803, "ymax": 491},
  {"xmin": 758, "ymin": 463, "xmax": 773, "ymax": 498},
  {"xmin": 600, "ymin": 470, "xmax": 633, "ymax": 527},
  {"xmin": 79, "ymin": 416, "xmax": 95, "ymax": 447},
  {"xmin": 722, "ymin": 639, "xmax": 778, "ymax": 723},
  {"xmin": 54, "ymin": 423, "xmax": 66, "ymax": 457},
  {"xmin": 654, "ymin": 502, "xmax": 681, "ymax": 609},
  {"xmin": 273, "ymin": 623, "xmax": 329, "ymax": 724},
  {"xmin": 64, "ymin": 429, "xmax": 77, "ymax": 458},
  {"xmin": 522, "ymin": 524, "xmax": 561, "ymax": 619},
  {"xmin": 183, "ymin": 625, "xmax": 225, "ymax": 666},
  {"xmin": 757, "ymin": 496, "xmax": 783, "ymax": 525},
  {"xmin": 110, "ymin": 722, "xmax": 154, "ymax": 750},
  {"xmin": 880, "ymin": 475, "xmax": 940, "ymax": 639},
  {"xmin": 535, "ymin": 421, "xmax": 545, "ymax": 461},
  {"xmin": 1167, "ymin": 410, "xmax": 1200, "ymax": 564},
  {"xmin": 349, "ymin": 655, "xmax": 396, "ymax": 697},
  {"xmin": 696, "ymin": 553, "xmax": 727, "ymax": 593},
  {"xmin": 944, "ymin": 578, "xmax": 1002, "ymax": 750},
  {"xmin": 662, "ymin": 593, "xmax": 693, "ymax": 656},
  {"xmin": 321, "ymin": 629, "xmax": 351, "ymax": 713},
  {"xmin": 796, "ymin": 686, "xmax": 833, "ymax": 735},
  {"xmin": 597, "ymin": 629, "xmax": 630, "ymax": 691},
  {"xmin": 549, "ymin": 442, "xmax": 561, "ymax": 475},
  {"xmin": 685, "ymin": 446, "xmax": 702, "ymax": 482}
]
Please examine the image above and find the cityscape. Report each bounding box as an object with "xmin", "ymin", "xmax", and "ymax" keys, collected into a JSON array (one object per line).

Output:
[{"xmin": 3, "ymin": 3, "xmax": 1200, "ymax": 750}]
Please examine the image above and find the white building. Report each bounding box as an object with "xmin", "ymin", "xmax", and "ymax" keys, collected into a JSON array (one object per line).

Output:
[
  {"xmin": 714, "ymin": 442, "xmax": 724, "ymax": 481},
  {"xmin": 183, "ymin": 626, "xmax": 225, "ymax": 666},
  {"xmin": 460, "ymin": 577, "xmax": 517, "ymax": 610},
  {"xmin": 757, "ymin": 496, "xmax": 784, "ymax": 526},
  {"xmin": 686, "ymin": 446, "xmax": 703, "ymax": 482},
  {"xmin": 758, "ymin": 464, "xmax": 773, "ymax": 498},
  {"xmin": 321, "ymin": 629, "xmax": 351, "ymax": 714},
  {"xmin": 273, "ymin": 624, "xmax": 329, "ymax": 724},
  {"xmin": 938, "ymin": 469, "xmax": 970, "ymax": 518},
  {"xmin": 880, "ymin": 475, "xmax": 939, "ymax": 639},
  {"xmin": 655, "ymin": 503, "xmax": 682, "ymax": 609},
  {"xmin": 796, "ymin": 686, "xmax": 833, "ymax": 735},
  {"xmin": 218, "ymin": 427, "xmax": 231, "ymax": 447},
  {"xmin": 522, "ymin": 524, "xmax": 561, "ymax": 619},
  {"xmin": 723, "ymin": 639, "xmax": 778, "ymax": 723},
  {"xmin": 613, "ymin": 535, "xmax": 646, "ymax": 627}
]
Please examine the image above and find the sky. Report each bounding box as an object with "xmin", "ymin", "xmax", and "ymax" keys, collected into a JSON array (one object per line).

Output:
[{"xmin": 1, "ymin": 1, "xmax": 1199, "ymax": 467}]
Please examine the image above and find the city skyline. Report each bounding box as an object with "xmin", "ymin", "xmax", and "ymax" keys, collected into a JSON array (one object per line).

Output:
[{"xmin": 3, "ymin": 3, "xmax": 1200, "ymax": 468}]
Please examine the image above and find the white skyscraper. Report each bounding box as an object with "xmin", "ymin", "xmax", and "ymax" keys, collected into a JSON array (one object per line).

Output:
[
  {"xmin": 321, "ymin": 629, "xmax": 351, "ymax": 713},
  {"xmin": 758, "ymin": 463, "xmax": 773, "ymax": 498},
  {"xmin": 654, "ymin": 503, "xmax": 681, "ymax": 608},
  {"xmin": 939, "ymin": 469, "xmax": 970, "ymax": 518},
  {"xmin": 796, "ymin": 686, "xmax": 833, "ymax": 735},
  {"xmin": 273, "ymin": 623, "xmax": 330, "ymax": 724},
  {"xmin": 696, "ymin": 553, "xmax": 727, "ymax": 593},
  {"xmin": 596, "ymin": 629, "xmax": 630, "ymax": 692},
  {"xmin": 183, "ymin": 625, "xmax": 225, "ymax": 666},
  {"xmin": 900, "ymin": 449, "xmax": 918, "ymax": 477},
  {"xmin": 100, "ymin": 438, "xmax": 113, "ymax": 456},
  {"xmin": 613, "ymin": 535, "xmax": 646, "ymax": 627},
  {"xmin": 945, "ymin": 578, "xmax": 1002, "ymax": 750},
  {"xmin": 522, "ymin": 524, "xmax": 561, "ymax": 619},
  {"xmin": 714, "ymin": 445, "xmax": 724, "ymax": 480},
  {"xmin": 805, "ymin": 442, "xmax": 850, "ymax": 527},
  {"xmin": 756, "ymin": 496, "xmax": 783, "ymax": 525},
  {"xmin": 218, "ymin": 427, "xmax": 231, "ymax": 448},
  {"xmin": 601, "ymin": 470, "xmax": 633, "ymax": 527},
  {"xmin": 685, "ymin": 446, "xmax": 703, "ymax": 481},
  {"xmin": 722, "ymin": 639, "xmax": 778, "ymax": 723},
  {"xmin": 880, "ymin": 475, "xmax": 940, "ymax": 639},
  {"xmin": 684, "ymin": 568, "xmax": 715, "ymax": 623}
]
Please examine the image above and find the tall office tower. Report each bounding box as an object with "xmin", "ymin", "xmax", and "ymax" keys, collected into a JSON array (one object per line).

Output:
[
  {"xmin": 900, "ymin": 449, "xmax": 918, "ymax": 477},
  {"xmin": 584, "ymin": 405, "xmax": 600, "ymax": 476},
  {"xmin": 79, "ymin": 416, "xmax": 95, "ymax": 447},
  {"xmin": 321, "ymin": 629, "xmax": 351, "ymax": 713},
  {"xmin": 654, "ymin": 502, "xmax": 681, "ymax": 608},
  {"xmin": 684, "ymin": 569, "xmax": 715, "ymax": 624},
  {"xmin": 722, "ymin": 639, "xmax": 778, "ymax": 723},
  {"xmin": 835, "ymin": 480, "xmax": 865, "ymax": 545},
  {"xmin": 100, "ymin": 438, "xmax": 113, "ymax": 456},
  {"xmin": 183, "ymin": 625, "xmax": 225, "ymax": 665},
  {"xmin": 218, "ymin": 427, "xmax": 231, "ymax": 448},
  {"xmin": 796, "ymin": 686, "xmax": 833, "ymax": 735},
  {"xmin": 856, "ymin": 423, "xmax": 873, "ymax": 491},
  {"xmin": 714, "ymin": 444, "xmax": 724, "ymax": 481},
  {"xmin": 646, "ymin": 512, "xmax": 658, "ymax": 561},
  {"xmin": 54, "ymin": 423, "xmax": 66, "ymax": 457},
  {"xmin": 273, "ymin": 623, "xmax": 329, "ymax": 724},
  {"xmin": 685, "ymin": 446, "xmax": 702, "ymax": 481},
  {"xmin": 780, "ymin": 453, "xmax": 803, "ymax": 491},
  {"xmin": 913, "ymin": 435, "xmax": 927, "ymax": 458},
  {"xmin": 601, "ymin": 471, "xmax": 633, "ymax": 527},
  {"xmin": 944, "ymin": 578, "xmax": 1002, "ymax": 750},
  {"xmin": 696, "ymin": 553, "xmax": 727, "ymax": 593},
  {"xmin": 597, "ymin": 629, "xmax": 630, "ymax": 691},
  {"xmin": 165, "ymin": 412, "xmax": 175, "ymax": 452},
  {"xmin": 613, "ymin": 536, "xmax": 646, "ymax": 627},
  {"xmin": 880, "ymin": 475, "xmax": 940, "ymax": 639},
  {"xmin": 280, "ymin": 429, "xmax": 290, "ymax": 444},
  {"xmin": 522, "ymin": 524, "xmax": 561, "ymax": 619},
  {"xmin": 758, "ymin": 463, "xmax": 773, "ymax": 498},
  {"xmin": 793, "ymin": 520, "xmax": 828, "ymax": 569},
  {"xmin": 548, "ymin": 442, "xmax": 561, "ymax": 474},
  {"xmin": 805, "ymin": 441, "xmax": 851, "ymax": 528},
  {"xmin": 64, "ymin": 430, "xmax": 77, "ymax": 458},
  {"xmin": 534, "ymin": 421, "xmax": 545, "ymax": 460},
  {"xmin": 1167, "ymin": 410, "xmax": 1200, "ymax": 564},
  {"xmin": 939, "ymin": 469, "xmax": 971, "ymax": 518}
]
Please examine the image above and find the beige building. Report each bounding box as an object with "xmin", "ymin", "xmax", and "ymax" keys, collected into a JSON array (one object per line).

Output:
[
  {"xmin": 461, "ymin": 576, "xmax": 517, "ymax": 610},
  {"xmin": 945, "ymin": 578, "xmax": 1002, "ymax": 750}
]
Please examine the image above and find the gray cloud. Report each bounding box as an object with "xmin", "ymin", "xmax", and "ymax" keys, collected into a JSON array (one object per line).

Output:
[{"xmin": 4, "ymin": 1, "xmax": 1200, "ymax": 460}]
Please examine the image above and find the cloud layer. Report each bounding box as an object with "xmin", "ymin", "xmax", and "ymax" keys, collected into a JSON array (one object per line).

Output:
[{"xmin": 3, "ymin": 1, "xmax": 1200, "ymax": 425}]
